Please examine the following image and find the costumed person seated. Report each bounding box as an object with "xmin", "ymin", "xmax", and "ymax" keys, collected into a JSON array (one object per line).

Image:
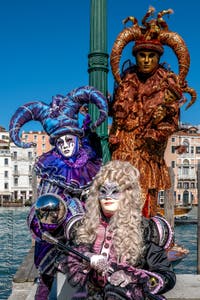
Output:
[
  {"xmin": 109, "ymin": 6, "xmax": 196, "ymax": 216},
  {"xmin": 9, "ymin": 85, "xmax": 108, "ymax": 300},
  {"xmin": 59, "ymin": 160, "xmax": 176, "ymax": 300}
]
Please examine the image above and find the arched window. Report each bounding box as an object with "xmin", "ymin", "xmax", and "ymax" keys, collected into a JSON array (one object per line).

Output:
[
  {"xmin": 183, "ymin": 139, "xmax": 189, "ymax": 153},
  {"xmin": 183, "ymin": 190, "xmax": 189, "ymax": 206},
  {"xmin": 183, "ymin": 159, "xmax": 189, "ymax": 176}
]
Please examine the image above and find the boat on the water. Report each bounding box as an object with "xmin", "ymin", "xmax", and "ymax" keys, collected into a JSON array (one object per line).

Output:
[{"xmin": 157, "ymin": 205, "xmax": 192, "ymax": 218}]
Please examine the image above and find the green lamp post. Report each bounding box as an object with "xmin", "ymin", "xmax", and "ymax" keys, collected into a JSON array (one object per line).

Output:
[{"xmin": 88, "ymin": 0, "xmax": 110, "ymax": 163}]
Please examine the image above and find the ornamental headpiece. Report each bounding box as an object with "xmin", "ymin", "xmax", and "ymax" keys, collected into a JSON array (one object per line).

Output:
[
  {"xmin": 110, "ymin": 6, "xmax": 196, "ymax": 109},
  {"xmin": 9, "ymin": 86, "xmax": 108, "ymax": 147}
]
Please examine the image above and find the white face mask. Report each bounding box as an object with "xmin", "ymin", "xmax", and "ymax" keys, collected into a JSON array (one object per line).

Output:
[
  {"xmin": 99, "ymin": 181, "xmax": 122, "ymax": 217},
  {"xmin": 56, "ymin": 134, "xmax": 79, "ymax": 158}
]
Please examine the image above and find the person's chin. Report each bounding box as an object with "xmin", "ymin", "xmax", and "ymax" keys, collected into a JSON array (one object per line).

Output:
[
  {"xmin": 63, "ymin": 151, "xmax": 70, "ymax": 156},
  {"xmin": 103, "ymin": 211, "xmax": 115, "ymax": 217}
]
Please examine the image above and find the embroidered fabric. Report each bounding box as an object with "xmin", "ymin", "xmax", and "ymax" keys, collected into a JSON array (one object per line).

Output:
[{"xmin": 108, "ymin": 270, "xmax": 132, "ymax": 287}]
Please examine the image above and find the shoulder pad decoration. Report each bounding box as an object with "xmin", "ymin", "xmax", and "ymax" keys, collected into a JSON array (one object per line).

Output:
[{"xmin": 146, "ymin": 215, "xmax": 173, "ymax": 249}]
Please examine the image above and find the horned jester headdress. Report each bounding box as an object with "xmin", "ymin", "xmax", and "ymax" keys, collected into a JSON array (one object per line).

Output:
[
  {"xmin": 9, "ymin": 86, "xmax": 108, "ymax": 148},
  {"xmin": 110, "ymin": 6, "xmax": 196, "ymax": 110}
]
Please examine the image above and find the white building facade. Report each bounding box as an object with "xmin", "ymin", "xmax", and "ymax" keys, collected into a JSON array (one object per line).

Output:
[
  {"xmin": 0, "ymin": 129, "xmax": 12, "ymax": 202},
  {"xmin": 10, "ymin": 142, "xmax": 36, "ymax": 204},
  {"xmin": 0, "ymin": 127, "xmax": 36, "ymax": 205}
]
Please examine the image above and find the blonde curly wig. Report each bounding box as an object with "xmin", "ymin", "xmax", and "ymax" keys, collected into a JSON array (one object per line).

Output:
[{"xmin": 75, "ymin": 160, "xmax": 145, "ymax": 266}]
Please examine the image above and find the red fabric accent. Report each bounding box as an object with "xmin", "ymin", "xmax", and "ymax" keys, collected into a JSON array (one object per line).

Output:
[
  {"xmin": 142, "ymin": 193, "xmax": 151, "ymax": 218},
  {"xmin": 133, "ymin": 40, "xmax": 164, "ymax": 55}
]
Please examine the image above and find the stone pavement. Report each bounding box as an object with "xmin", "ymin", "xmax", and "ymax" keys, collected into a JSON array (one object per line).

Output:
[{"xmin": 8, "ymin": 274, "xmax": 200, "ymax": 300}]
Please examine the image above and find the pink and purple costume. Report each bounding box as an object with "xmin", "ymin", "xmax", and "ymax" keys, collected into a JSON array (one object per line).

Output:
[{"xmin": 61, "ymin": 216, "xmax": 175, "ymax": 300}]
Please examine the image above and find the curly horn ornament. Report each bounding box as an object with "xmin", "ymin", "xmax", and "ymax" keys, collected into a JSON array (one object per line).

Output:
[
  {"xmin": 67, "ymin": 86, "xmax": 108, "ymax": 129},
  {"xmin": 183, "ymin": 86, "xmax": 197, "ymax": 110},
  {"xmin": 159, "ymin": 31, "xmax": 197, "ymax": 109},
  {"xmin": 110, "ymin": 24, "xmax": 142, "ymax": 84},
  {"xmin": 9, "ymin": 86, "xmax": 108, "ymax": 148},
  {"xmin": 9, "ymin": 102, "xmax": 49, "ymax": 148},
  {"xmin": 47, "ymin": 86, "xmax": 108, "ymax": 145},
  {"xmin": 159, "ymin": 31, "xmax": 190, "ymax": 85},
  {"xmin": 157, "ymin": 9, "xmax": 174, "ymax": 30},
  {"xmin": 142, "ymin": 6, "xmax": 155, "ymax": 27}
]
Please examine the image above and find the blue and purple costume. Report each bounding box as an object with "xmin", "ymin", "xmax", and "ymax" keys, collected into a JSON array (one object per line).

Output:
[{"xmin": 9, "ymin": 86, "xmax": 108, "ymax": 300}]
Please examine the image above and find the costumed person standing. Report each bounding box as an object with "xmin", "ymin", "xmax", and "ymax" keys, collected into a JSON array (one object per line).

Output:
[
  {"xmin": 109, "ymin": 7, "xmax": 196, "ymax": 216},
  {"xmin": 9, "ymin": 85, "xmax": 108, "ymax": 300},
  {"xmin": 59, "ymin": 160, "xmax": 175, "ymax": 300}
]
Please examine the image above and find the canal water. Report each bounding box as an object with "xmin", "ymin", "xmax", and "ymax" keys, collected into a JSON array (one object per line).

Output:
[
  {"xmin": 0, "ymin": 207, "xmax": 32, "ymax": 300},
  {"xmin": 0, "ymin": 207, "xmax": 198, "ymax": 299},
  {"xmin": 173, "ymin": 206, "xmax": 198, "ymax": 274}
]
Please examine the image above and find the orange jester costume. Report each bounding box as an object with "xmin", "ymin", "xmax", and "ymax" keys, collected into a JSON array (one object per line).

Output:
[{"xmin": 109, "ymin": 7, "xmax": 196, "ymax": 216}]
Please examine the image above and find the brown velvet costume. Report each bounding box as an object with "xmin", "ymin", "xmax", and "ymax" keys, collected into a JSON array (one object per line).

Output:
[
  {"xmin": 110, "ymin": 66, "xmax": 179, "ymax": 196},
  {"xmin": 109, "ymin": 7, "xmax": 196, "ymax": 216}
]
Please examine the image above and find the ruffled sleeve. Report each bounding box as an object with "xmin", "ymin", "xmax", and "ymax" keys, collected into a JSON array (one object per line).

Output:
[{"xmin": 59, "ymin": 243, "xmax": 91, "ymax": 288}]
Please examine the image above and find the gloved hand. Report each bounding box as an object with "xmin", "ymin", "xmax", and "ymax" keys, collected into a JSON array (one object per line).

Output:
[
  {"xmin": 108, "ymin": 270, "xmax": 132, "ymax": 287},
  {"xmin": 85, "ymin": 252, "xmax": 110, "ymax": 276}
]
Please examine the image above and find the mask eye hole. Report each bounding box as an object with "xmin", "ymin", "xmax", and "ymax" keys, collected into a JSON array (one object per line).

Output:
[
  {"xmin": 56, "ymin": 139, "xmax": 63, "ymax": 147},
  {"xmin": 112, "ymin": 189, "xmax": 120, "ymax": 195},
  {"xmin": 65, "ymin": 137, "xmax": 73, "ymax": 143},
  {"xmin": 99, "ymin": 187, "xmax": 106, "ymax": 194}
]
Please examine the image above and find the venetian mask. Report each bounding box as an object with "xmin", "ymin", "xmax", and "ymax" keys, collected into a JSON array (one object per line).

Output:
[
  {"xmin": 99, "ymin": 181, "xmax": 122, "ymax": 217},
  {"xmin": 135, "ymin": 50, "xmax": 160, "ymax": 74},
  {"xmin": 56, "ymin": 134, "xmax": 79, "ymax": 158}
]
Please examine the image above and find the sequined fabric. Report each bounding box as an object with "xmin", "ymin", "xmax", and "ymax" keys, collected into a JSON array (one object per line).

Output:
[{"xmin": 109, "ymin": 67, "xmax": 180, "ymax": 194}]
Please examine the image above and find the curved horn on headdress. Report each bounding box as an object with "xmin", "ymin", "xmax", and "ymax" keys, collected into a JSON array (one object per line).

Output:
[
  {"xmin": 182, "ymin": 86, "xmax": 197, "ymax": 110},
  {"xmin": 159, "ymin": 31, "xmax": 190, "ymax": 86},
  {"xmin": 157, "ymin": 9, "xmax": 173, "ymax": 30},
  {"xmin": 66, "ymin": 86, "xmax": 108, "ymax": 129},
  {"xmin": 159, "ymin": 30, "xmax": 197, "ymax": 109},
  {"xmin": 142, "ymin": 6, "xmax": 155, "ymax": 27},
  {"xmin": 110, "ymin": 22, "xmax": 141, "ymax": 84},
  {"xmin": 9, "ymin": 102, "xmax": 49, "ymax": 148}
]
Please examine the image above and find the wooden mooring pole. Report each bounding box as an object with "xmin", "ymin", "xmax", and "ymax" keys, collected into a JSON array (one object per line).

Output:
[
  {"xmin": 164, "ymin": 167, "xmax": 175, "ymax": 229},
  {"xmin": 196, "ymin": 164, "xmax": 200, "ymax": 274}
]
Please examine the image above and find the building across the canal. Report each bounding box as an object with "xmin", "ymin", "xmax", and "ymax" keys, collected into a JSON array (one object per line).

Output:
[
  {"xmin": 163, "ymin": 122, "xmax": 200, "ymax": 206},
  {"xmin": 1, "ymin": 122, "xmax": 200, "ymax": 207},
  {"xmin": 0, "ymin": 126, "xmax": 51, "ymax": 206}
]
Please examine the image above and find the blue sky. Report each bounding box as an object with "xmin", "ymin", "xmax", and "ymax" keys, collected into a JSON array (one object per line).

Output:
[{"xmin": 1, "ymin": 0, "xmax": 200, "ymax": 131}]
